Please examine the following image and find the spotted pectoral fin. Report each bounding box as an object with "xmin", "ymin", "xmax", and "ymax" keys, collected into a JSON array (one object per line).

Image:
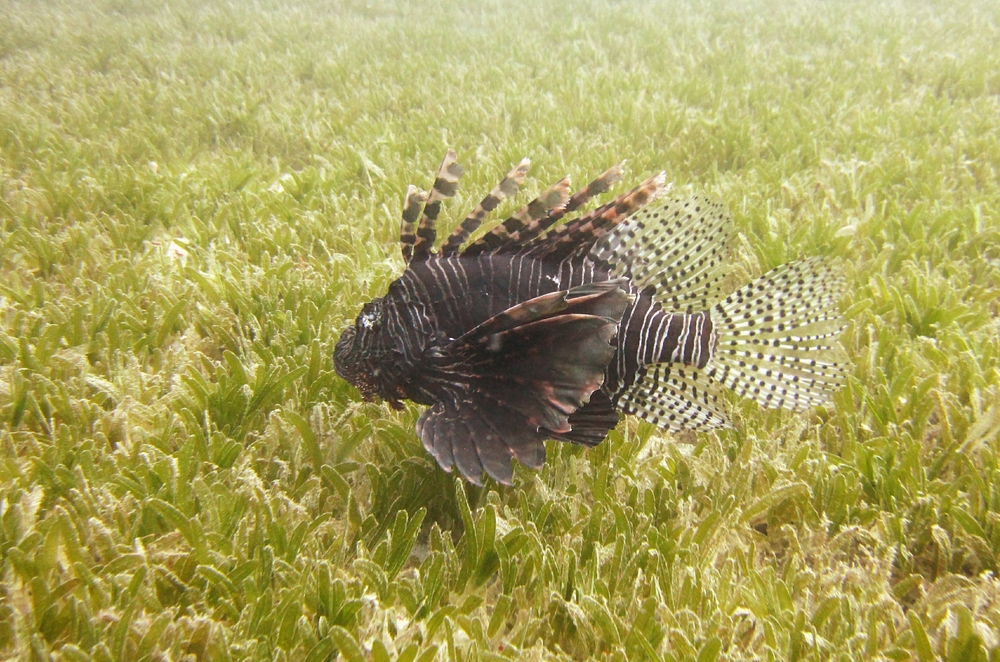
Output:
[{"xmin": 420, "ymin": 281, "xmax": 630, "ymax": 483}]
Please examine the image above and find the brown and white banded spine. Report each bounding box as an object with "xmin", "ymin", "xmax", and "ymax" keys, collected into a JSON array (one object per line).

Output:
[
  {"xmin": 410, "ymin": 150, "xmax": 463, "ymax": 261},
  {"xmin": 441, "ymin": 158, "xmax": 530, "ymax": 255}
]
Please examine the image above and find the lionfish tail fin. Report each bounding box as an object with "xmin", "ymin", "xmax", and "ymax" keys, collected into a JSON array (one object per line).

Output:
[
  {"xmin": 707, "ymin": 257, "xmax": 849, "ymax": 412},
  {"xmin": 441, "ymin": 157, "xmax": 530, "ymax": 255},
  {"xmin": 412, "ymin": 150, "xmax": 463, "ymax": 260}
]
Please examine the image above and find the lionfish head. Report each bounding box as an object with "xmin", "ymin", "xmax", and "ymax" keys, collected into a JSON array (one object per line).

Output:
[{"xmin": 333, "ymin": 298, "xmax": 408, "ymax": 409}]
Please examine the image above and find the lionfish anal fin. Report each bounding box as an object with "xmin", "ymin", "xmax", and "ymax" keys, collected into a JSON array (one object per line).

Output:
[{"xmin": 618, "ymin": 365, "xmax": 733, "ymax": 432}]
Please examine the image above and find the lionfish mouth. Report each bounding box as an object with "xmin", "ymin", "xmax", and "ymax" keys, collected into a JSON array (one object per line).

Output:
[{"xmin": 333, "ymin": 327, "xmax": 407, "ymax": 409}]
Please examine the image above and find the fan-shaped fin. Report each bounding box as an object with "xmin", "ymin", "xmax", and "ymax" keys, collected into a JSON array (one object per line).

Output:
[
  {"xmin": 708, "ymin": 257, "xmax": 848, "ymax": 412},
  {"xmin": 417, "ymin": 280, "xmax": 630, "ymax": 484},
  {"xmin": 590, "ymin": 196, "xmax": 732, "ymax": 312}
]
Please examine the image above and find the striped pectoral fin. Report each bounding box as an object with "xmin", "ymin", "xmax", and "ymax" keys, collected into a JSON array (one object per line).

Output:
[
  {"xmin": 423, "ymin": 313, "xmax": 620, "ymax": 484},
  {"xmin": 441, "ymin": 158, "xmax": 530, "ymax": 255},
  {"xmin": 417, "ymin": 393, "xmax": 548, "ymax": 485},
  {"xmin": 710, "ymin": 257, "xmax": 849, "ymax": 412},
  {"xmin": 618, "ymin": 364, "xmax": 734, "ymax": 432},
  {"xmin": 590, "ymin": 195, "xmax": 732, "ymax": 312},
  {"xmin": 456, "ymin": 302, "xmax": 627, "ymax": 435},
  {"xmin": 456, "ymin": 278, "xmax": 631, "ymax": 344},
  {"xmin": 412, "ymin": 149, "xmax": 464, "ymax": 261},
  {"xmin": 422, "ymin": 281, "xmax": 631, "ymax": 483}
]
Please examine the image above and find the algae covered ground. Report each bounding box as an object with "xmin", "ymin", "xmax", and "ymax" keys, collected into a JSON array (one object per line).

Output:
[{"xmin": 2, "ymin": 0, "xmax": 1000, "ymax": 659}]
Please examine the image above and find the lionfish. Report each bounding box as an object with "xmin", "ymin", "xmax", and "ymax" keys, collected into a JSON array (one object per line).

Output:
[{"xmin": 334, "ymin": 150, "xmax": 847, "ymax": 485}]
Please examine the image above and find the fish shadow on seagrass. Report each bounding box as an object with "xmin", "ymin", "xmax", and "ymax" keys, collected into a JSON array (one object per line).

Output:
[{"xmin": 334, "ymin": 150, "xmax": 848, "ymax": 485}]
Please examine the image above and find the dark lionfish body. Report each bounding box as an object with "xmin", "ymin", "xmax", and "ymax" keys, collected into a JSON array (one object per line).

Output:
[{"xmin": 335, "ymin": 151, "xmax": 848, "ymax": 484}]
